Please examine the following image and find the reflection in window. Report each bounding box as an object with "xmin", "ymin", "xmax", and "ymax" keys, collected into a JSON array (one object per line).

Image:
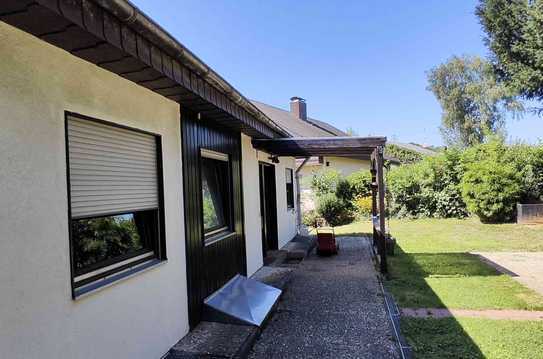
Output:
[
  {"xmin": 201, "ymin": 152, "xmax": 231, "ymax": 236},
  {"xmin": 71, "ymin": 210, "xmax": 157, "ymax": 276},
  {"xmin": 286, "ymin": 168, "xmax": 294, "ymax": 209}
]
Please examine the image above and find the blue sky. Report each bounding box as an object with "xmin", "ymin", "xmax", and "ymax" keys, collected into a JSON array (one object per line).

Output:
[{"xmin": 133, "ymin": 0, "xmax": 541, "ymax": 146}]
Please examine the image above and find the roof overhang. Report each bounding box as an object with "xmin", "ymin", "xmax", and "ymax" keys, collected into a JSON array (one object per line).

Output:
[
  {"xmin": 0, "ymin": 0, "xmax": 288, "ymax": 139},
  {"xmin": 252, "ymin": 136, "xmax": 387, "ymax": 159}
]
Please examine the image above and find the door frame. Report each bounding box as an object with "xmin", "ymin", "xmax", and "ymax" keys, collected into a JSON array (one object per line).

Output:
[{"xmin": 258, "ymin": 161, "xmax": 278, "ymax": 259}]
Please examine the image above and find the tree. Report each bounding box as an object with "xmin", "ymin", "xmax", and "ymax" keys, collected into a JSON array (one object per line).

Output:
[
  {"xmin": 427, "ymin": 55, "xmax": 523, "ymax": 147},
  {"xmin": 477, "ymin": 0, "xmax": 543, "ymax": 110},
  {"xmin": 345, "ymin": 127, "xmax": 358, "ymax": 136}
]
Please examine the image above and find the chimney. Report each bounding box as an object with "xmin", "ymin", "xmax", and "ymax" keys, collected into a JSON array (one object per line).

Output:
[{"xmin": 290, "ymin": 96, "xmax": 307, "ymax": 120}]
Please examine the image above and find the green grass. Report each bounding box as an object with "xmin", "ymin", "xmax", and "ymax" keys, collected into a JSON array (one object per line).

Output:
[
  {"xmin": 334, "ymin": 217, "xmax": 543, "ymax": 252},
  {"xmin": 334, "ymin": 218, "xmax": 543, "ymax": 310},
  {"xmin": 402, "ymin": 317, "xmax": 543, "ymax": 359},
  {"xmin": 386, "ymin": 250, "xmax": 543, "ymax": 310},
  {"xmin": 333, "ymin": 218, "xmax": 543, "ymax": 357}
]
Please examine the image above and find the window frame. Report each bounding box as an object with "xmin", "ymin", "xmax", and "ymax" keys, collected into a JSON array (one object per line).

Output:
[
  {"xmin": 286, "ymin": 168, "xmax": 295, "ymax": 210},
  {"xmin": 199, "ymin": 148, "xmax": 234, "ymax": 245},
  {"xmin": 65, "ymin": 112, "xmax": 167, "ymax": 299}
]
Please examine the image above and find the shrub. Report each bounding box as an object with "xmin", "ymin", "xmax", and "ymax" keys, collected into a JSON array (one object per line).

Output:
[
  {"xmin": 302, "ymin": 210, "xmax": 320, "ymax": 228},
  {"xmin": 354, "ymin": 196, "xmax": 373, "ymax": 217},
  {"xmin": 461, "ymin": 160, "xmax": 521, "ymax": 223},
  {"xmin": 316, "ymin": 194, "xmax": 355, "ymax": 227},
  {"xmin": 311, "ymin": 169, "xmax": 341, "ymax": 196},
  {"xmin": 346, "ymin": 170, "xmax": 372, "ymax": 198},
  {"xmin": 385, "ymin": 144, "xmax": 424, "ymax": 164},
  {"xmin": 387, "ymin": 149, "xmax": 467, "ymax": 219},
  {"xmin": 461, "ymin": 139, "xmax": 522, "ymax": 222},
  {"xmin": 335, "ymin": 178, "xmax": 354, "ymax": 202}
]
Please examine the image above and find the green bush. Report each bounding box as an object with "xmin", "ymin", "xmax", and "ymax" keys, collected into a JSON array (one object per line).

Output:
[
  {"xmin": 335, "ymin": 178, "xmax": 354, "ymax": 202},
  {"xmin": 460, "ymin": 139, "xmax": 522, "ymax": 223},
  {"xmin": 385, "ymin": 144, "xmax": 424, "ymax": 164},
  {"xmin": 316, "ymin": 194, "xmax": 355, "ymax": 227},
  {"xmin": 302, "ymin": 210, "xmax": 320, "ymax": 228},
  {"xmin": 311, "ymin": 169, "xmax": 341, "ymax": 196},
  {"xmin": 461, "ymin": 160, "xmax": 521, "ymax": 223},
  {"xmin": 346, "ymin": 170, "xmax": 372, "ymax": 198},
  {"xmin": 354, "ymin": 196, "xmax": 373, "ymax": 217},
  {"xmin": 387, "ymin": 149, "xmax": 468, "ymax": 219}
]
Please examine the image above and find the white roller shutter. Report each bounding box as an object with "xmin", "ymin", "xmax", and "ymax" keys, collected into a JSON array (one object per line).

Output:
[{"xmin": 67, "ymin": 115, "xmax": 159, "ymax": 219}]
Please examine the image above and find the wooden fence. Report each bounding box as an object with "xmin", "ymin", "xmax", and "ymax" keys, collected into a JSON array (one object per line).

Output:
[{"xmin": 517, "ymin": 203, "xmax": 543, "ymax": 224}]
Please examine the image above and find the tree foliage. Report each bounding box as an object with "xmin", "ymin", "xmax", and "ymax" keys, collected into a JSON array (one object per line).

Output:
[
  {"xmin": 385, "ymin": 144, "xmax": 424, "ymax": 164},
  {"xmin": 387, "ymin": 139, "xmax": 543, "ymax": 223},
  {"xmin": 427, "ymin": 55, "xmax": 523, "ymax": 147},
  {"xmin": 477, "ymin": 0, "xmax": 543, "ymax": 108}
]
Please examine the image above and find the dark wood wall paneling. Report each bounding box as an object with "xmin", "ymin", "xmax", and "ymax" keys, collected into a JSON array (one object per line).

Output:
[
  {"xmin": 0, "ymin": 0, "xmax": 279, "ymax": 139},
  {"xmin": 181, "ymin": 110, "xmax": 246, "ymax": 328}
]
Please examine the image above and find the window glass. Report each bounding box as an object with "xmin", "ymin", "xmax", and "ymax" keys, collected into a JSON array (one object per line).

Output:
[
  {"xmin": 201, "ymin": 156, "xmax": 230, "ymax": 234},
  {"xmin": 286, "ymin": 168, "xmax": 295, "ymax": 209},
  {"xmin": 71, "ymin": 210, "xmax": 157, "ymax": 275}
]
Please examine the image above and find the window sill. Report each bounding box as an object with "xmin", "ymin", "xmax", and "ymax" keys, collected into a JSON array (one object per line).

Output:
[
  {"xmin": 73, "ymin": 259, "xmax": 166, "ymax": 300},
  {"xmin": 204, "ymin": 231, "xmax": 237, "ymax": 246}
]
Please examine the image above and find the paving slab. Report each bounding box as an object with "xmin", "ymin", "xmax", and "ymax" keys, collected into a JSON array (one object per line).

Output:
[
  {"xmin": 401, "ymin": 308, "xmax": 543, "ymax": 320},
  {"xmin": 249, "ymin": 237, "xmax": 401, "ymax": 359},
  {"xmin": 473, "ymin": 252, "xmax": 543, "ymax": 296},
  {"xmin": 167, "ymin": 321, "xmax": 257, "ymax": 358}
]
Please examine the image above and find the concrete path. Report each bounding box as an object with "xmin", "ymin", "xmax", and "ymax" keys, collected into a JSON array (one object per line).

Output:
[
  {"xmin": 401, "ymin": 308, "xmax": 543, "ymax": 321},
  {"xmin": 473, "ymin": 252, "xmax": 543, "ymax": 296},
  {"xmin": 249, "ymin": 237, "xmax": 400, "ymax": 359}
]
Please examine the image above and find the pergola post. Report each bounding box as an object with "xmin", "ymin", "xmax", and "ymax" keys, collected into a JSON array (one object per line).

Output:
[
  {"xmin": 371, "ymin": 146, "xmax": 387, "ymax": 274},
  {"xmin": 370, "ymin": 166, "xmax": 378, "ymax": 249}
]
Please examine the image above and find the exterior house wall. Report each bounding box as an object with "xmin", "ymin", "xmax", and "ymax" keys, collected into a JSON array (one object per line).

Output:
[
  {"xmin": 0, "ymin": 23, "xmax": 188, "ymax": 359},
  {"xmin": 241, "ymin": 135, "xmax": 298, "ymax": 276},
  {"xmin": 299, "ymin": 157, "xmax": 371, "ymax": 185}
]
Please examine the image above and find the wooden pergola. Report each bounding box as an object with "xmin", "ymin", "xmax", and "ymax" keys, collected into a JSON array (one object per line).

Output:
[{"xmin": 252, "ymin": 136, "xmax": 389, "ymax": 274}]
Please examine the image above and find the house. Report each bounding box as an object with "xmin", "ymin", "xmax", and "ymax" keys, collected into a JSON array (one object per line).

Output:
[
  {"xmin": 252, "ymin": 98, "xmax": 436, "ymax": 211},
  {"xmin": 0, "ymin": 2, "xmax": 388, "ymax": 359}
]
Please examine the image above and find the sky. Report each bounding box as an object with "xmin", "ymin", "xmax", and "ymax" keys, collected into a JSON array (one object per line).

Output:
[{"xmin": 132, "ymin": 0, "xmax": 542, "ymax": 146}]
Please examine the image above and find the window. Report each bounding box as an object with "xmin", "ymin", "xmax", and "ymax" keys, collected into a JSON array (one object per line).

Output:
[
  {"xmin": 200, "ymin": 149, "xmax": 232, "ymax": 241},
  {"xmin": 286, "ymin": 168, "xmax": 295, "ymax": 209},
  {"xmin": 66, "ymin": 113, "xmax": 165, "ymax": 295}
]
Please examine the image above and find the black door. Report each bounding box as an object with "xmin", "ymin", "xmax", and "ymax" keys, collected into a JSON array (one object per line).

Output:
[{"xmin": 259, "ymin": 162, "xmax": 278, "ymax": 258}]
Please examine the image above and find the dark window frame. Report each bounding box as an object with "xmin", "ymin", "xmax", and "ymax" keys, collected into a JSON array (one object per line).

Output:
[
  {"xmin": 64, "ymin": 112, "xmax": 167, "ymax": 299},
  {"xmin": 286, "ymin": 168, "xmax": 295, "ymax": 209},
  {"xmin": 199, "ymin": 148, "xmax": 234, "ymax": 245}
]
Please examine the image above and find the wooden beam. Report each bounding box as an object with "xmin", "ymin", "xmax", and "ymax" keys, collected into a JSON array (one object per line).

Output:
[
  {"xmin": 375, "ymin": 146, "xmax": 388, "ymax": 274},
  {"xmin": 252, "ymin": 137, "xmax": 387, "ymax": 157}
]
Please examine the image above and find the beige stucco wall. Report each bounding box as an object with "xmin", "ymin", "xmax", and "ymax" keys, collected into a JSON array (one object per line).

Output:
[
  {"xmin": 241, "ymin": 135, "xmax": 298, "ymax": 275},
  {"xmin": 0, "ymin": 22, "xmax": 188, "ymax": 359}
]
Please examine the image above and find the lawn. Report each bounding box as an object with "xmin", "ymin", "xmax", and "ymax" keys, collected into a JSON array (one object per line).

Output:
[
  {"xmin": 401, "ymin": 317, "xmax": 543, "ymax": 359},
  {"xmin": 334, "ymin": 217, "xmax": 543, "ymax": 252},
  {"xmin": 334, "ymin": 218, "xmax": 543, "ymax": 357}
]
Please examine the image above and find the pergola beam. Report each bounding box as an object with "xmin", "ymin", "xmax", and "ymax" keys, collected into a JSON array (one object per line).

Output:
[{"xmin": 252, "ymin": 137, "xmax": 387, "ymax": 157}]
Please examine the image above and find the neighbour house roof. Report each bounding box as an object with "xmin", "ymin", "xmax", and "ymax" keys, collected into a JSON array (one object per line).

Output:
[
  {"xmin": 252, "ymin": 100, "xmax": 436, "ymax": 161},
  {"xmin": 0, "ymin": 0, "xmax": 288, "ymax": 139},
  {"xmin": 251, "ymin": 100, "xmax": 346, "ymax": 138}
]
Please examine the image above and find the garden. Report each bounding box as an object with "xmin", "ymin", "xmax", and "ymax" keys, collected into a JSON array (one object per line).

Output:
[{"xmin": 303, "ymin": 140, "xmax": 543, "ymax": 358}]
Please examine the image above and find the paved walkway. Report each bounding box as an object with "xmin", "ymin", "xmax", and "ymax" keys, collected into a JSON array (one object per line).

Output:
[
  {"xmin": 473, "ymin": 252, "xmax": 543, "ymax": 296},
  {"xmin": 402, "ymin": 308, "xmax": 543, "ymax": 320},
  {"xmin": 249, "ymin": 237, "xmax": 400, "ymax": 359}
]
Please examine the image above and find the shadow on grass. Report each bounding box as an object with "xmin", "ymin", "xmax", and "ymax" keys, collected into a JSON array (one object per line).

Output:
[{"xmin": 341, "ymin": 232, "xmax": 487, "ymax": 358}]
